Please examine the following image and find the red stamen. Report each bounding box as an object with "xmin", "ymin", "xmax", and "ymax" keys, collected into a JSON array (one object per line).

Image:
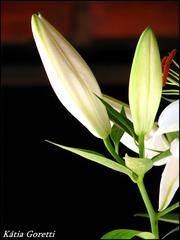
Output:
[
  {"xmin": 162, "ymin": 49, "xmax": 176, "ymax": 87},
  {"xmin": 161, "ymin": 56, "xmax": 168, "ymax": 67}
]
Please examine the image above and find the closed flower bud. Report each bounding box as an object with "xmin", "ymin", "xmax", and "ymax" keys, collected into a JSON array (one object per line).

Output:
[
  {"xmin": 124, "ymin": 154, "xmax": 153, "ymax": 176},
  {"xmin": 31, "ymin": 13, "xmax": 111, "ymax": 139},
  {"xmin": 129, "ymin": 27, "xmax": 162, "ymax": 136}
]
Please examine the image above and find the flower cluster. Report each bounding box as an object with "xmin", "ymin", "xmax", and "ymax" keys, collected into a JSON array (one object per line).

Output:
[{"xmin": 31, "ymin": 13, "xmax": 179, "ymax": 239}]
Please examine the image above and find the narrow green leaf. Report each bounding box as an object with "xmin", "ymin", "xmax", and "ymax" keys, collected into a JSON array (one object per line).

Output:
[
  {"xmin": 96, "ymin": 96, "xmax": 138, "ymax": 141},
  {"xmin": 101, "ymin": 229, "xmax": 155, "ymax": 239},
  {"xmin": 45, "ymin": 140, "xmax": 136, "ymax": 181},
  {"xmin": 134, "ymin": 212, "xmax": 179, "ymax": 224},
  {"xmin": 110, "ymin": 107, "xmax": 126, "ymax": 154},
  {"xmin": 110, "ymin": 124, "xmax": 124, "ymax": 153},
  {"xmin": 134, "ymin": 213, "xmax": 149, "ymax": 219},
  {"xmin": 166, "ymin": 131, "xmax": 179, "ymax": 142},
  {"xmin": 158, "ymin": 202, "xmax": 179, "ymax": 217},
  {"xmin": 162, "ymin": 226, "xmax": 179, "ymax": 239},
  {"xmin": 151, "ymin": 149, "xmax": 171, "ymax": 163},
  {"xmin": 158, "ymin": 214, "xmax": 179, "ymax": 224}
]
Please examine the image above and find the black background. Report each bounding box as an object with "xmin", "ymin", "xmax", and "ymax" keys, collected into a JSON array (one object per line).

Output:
[{"xmin": 1, "ymin": 42, "xmax": 179, "ymax": 240}]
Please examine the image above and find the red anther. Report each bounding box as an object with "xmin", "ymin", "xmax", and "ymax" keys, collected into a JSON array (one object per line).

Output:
[
  {"xmin": 162, "ymin": 49, "xmax": 176, "ymax": 87},
  {"xmin": 161, "ymin": 56, "xmax": 168, "ymax": 67}
]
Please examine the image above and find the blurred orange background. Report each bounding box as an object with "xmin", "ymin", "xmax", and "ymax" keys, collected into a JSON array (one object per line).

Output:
[{"xmin": 1, "ymin": 1, "xmax": 179, "ymax": 44}]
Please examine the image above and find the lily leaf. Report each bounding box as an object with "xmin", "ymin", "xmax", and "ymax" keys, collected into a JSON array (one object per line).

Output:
[
  {"xmin": 162, "ymin": 226, "xmax": 179, "ymax": 239},
  {"xmin": 134, "ymin": 213, "xmax": 179, "ymax": 224},
  {"xmin": 151, "ymin": 149, "xmax": 171, "ymax": 163},
  {"xmin": 110, "ymin": 107, "xmax": 126, "ymax": 153},
  {"xmin": 96, "ymin": 96, "xmax": 138, "ymax": 142},
  {"xmin": 166, "ymin": 131, "xmax": 179, "ymax": 142},
  {"xmin": 159, "ymin": 214, "xmax": 179, "ymax": 224},
  {"xmin": 110, "ymin": 124, "xmax": 124, "ymax": 154},
  {"xmin": 101, "ymin": 229, "xmax": 155, "ymax": 239},
  {"xmin": 45, "ymin": 140, "xmax": 136, "ymax": 181}
]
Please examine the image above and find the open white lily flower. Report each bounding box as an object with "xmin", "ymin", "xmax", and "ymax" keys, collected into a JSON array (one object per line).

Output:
[
  {"xmin": 102, "ymin": 94, "xmax": 169, "ymax": 158},
  {"xmin": 157, "ymin": 100, "xmax": 179, "ymax": 134},
  {"xmin": 158, "ymin": 138, "xmax": 179, "ymax": 211},
  {"xmin": 122, "ymin": 100, "xmax": 179, "ymax": 211},
  {"xmin": 103, "ymin": 95, "xmax": 179, "ymax": 211},
  {"xmin": 31, "ymin": 13, "xmax": 111, "ymax": 139},
  {"xmin": 155, "ymin": 100, "xmax": 179, "ymax": 211},
  {"xmin": 121, "ymin": 124, "xmax": 169, "ymax": 159}
]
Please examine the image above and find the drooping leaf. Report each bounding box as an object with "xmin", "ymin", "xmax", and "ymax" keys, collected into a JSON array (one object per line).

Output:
[
  {"xmin": 101, "ymin": 229, "xmax": 155, "ymax": 239},
  {"xmin": 162, "ymin": 226, "xmax": 179, "ymax": 239},
  {"xmin": 45, "ymin": 140, "xmax": 137, "ymax": 181}
]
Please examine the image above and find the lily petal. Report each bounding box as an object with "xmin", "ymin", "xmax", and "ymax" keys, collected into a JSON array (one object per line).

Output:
[
  {"xmin": 170, "ymin": 138, "xmax": 179, "ymax": 159},
  {"xmin": 158, "ymin": 100, "xmax": 179, "ymax": 134},
  {"xmin": 158, "ymin": 139, "xmax": 179, "ymax": 211},
  {"xmin": 121, "ymin": 132, "xmax": 139, "ymax": 153},
  {"xmin": 31, "ymin": 13, "xmax": 111, "ymax": 139}
]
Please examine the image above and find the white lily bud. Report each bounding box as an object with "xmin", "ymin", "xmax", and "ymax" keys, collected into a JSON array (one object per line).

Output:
[
  {"xmin": 129, "ymin": 27, "xmax": 162, "ymax": 136},
  {"xmin": 31, "ymin": 13, "xmax": 111, "ymax": 139}
]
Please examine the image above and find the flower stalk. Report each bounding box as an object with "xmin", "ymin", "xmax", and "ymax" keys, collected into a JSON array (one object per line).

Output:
[{"xmin": 137, "ymin": 177, "xmax": 159, "ymax": 239}]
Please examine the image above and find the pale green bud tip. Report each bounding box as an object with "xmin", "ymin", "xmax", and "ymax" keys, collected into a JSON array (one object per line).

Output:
[
  {"xmin": 124, "ymin": 154, "xmax": 153, "ymax": 176},
  {"xmin": 129, "ymin": 26, "xmax": 162, "ymax": 136}
]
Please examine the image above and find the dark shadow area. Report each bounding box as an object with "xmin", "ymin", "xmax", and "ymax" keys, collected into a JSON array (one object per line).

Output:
[{"xmin": 1, "ymin": 85, "xmax": 179, "ymax": 240}]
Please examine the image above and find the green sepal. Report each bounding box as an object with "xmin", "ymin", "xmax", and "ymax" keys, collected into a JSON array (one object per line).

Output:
[
  {"xmin": 101, "ymin": 229, "xmax": 155, "ymax": 239},
  {"xmin": 45, "ymin": 140, "xmax": 137, "ymax": 182}
]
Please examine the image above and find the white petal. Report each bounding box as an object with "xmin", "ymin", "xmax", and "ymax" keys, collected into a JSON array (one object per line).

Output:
[
  {"xmin": 158, "ymin": 155, "xmax": 179, "ymax": 211},
  {"xmin": 158, "ymin": 100, "xmax": 179, "ymax": 134},
  {"xmin": 120, "ymin": 132, "xmax": 139, "ymax": 153},
  {"xmin": 120, "ymin": 124, "xmax": 169, "ymax": 160},
  {"xmin": 145, "ymin": 125, "xmax": 169, "ymax": 159},
  {"xmin": 170, "ymin": 138, "xmax": 179, "ymax": 159}
]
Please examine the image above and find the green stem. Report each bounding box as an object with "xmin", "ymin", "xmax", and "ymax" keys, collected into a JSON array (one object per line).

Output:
[
  {"xmin": 103, "ymin": 136, "xmax": 124, "ymax": 165},
  {"xmin": 138, "ymin": 134, "xmax": 145, "ymax": 158},
  {"xmin": 115, "ymin": 144, "xmax": 119, "ymax": 155},
  {"xmin": 137, "ymin": 177, "xmax": 159, "ymax": 239}
]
